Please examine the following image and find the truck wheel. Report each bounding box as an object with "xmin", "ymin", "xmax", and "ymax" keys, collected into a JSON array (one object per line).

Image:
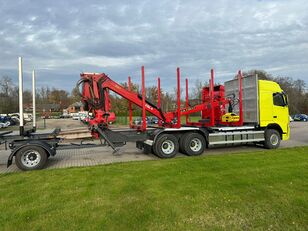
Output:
[
  {"xmin": 264, "ymin": 129, "xmax": 281, "ymax": 149},
  {"xmin": 153, "ymin": 134, "xmax": 179, "ymax": 158},
  {"xmin": 143, "ymin": 144, "xmax": 153, "ymax": 154},
  {"xmin": 179, "ymin": 133, "xmax": 189, "ymax": 153},
  {"xmin": 15, "ymin": 146, "xmax": 48, "ymax": 171},
  {"xmin": 182, "ymin": 133, "xmax": 206, "ymax": 156}
]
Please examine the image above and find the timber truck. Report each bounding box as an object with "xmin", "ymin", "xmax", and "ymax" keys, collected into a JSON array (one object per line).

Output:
[{"xmin": 0, "ymin": 57, "xmax": 290, "ymax": 170}]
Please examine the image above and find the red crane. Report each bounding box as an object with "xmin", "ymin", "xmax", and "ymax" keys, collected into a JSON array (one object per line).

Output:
[
  {"xmin": 78, "ymin": 67, "xmax": 243, "ymax": 132},
  {"xmin": 78, "ymin": 70, "xmax": 177, "ymax": 131}
]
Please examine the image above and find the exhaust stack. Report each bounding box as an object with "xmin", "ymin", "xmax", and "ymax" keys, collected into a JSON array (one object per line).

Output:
[{"xmin": 18, "ymin": 57, "xmax": 24, "ymax": 136}]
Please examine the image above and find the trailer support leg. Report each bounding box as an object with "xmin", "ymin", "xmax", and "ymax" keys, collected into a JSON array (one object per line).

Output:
[{"xmin": 95, "ymin": 126, "xmax": 120, "ymax": 154}]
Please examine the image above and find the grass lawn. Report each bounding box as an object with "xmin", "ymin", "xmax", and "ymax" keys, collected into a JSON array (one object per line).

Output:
[{"xmin": 0, "ymin": 147, "xmax": 307, "ymax": 231}]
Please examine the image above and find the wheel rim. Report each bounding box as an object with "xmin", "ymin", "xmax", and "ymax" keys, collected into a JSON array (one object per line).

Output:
[
  {"xmin": 270, "ymin": 134, "xmax": 279, "ymax": 146},
  {"xmin": 161, "ymin": 140, "xmax": 175, "ymax": 155},
  {"xmin": 21, "ymin": 150, "xmax": 41, "ymax": 167},
  {"xmin": 190, "ymin": 138, "xmax": 202, "ymax": 152}
]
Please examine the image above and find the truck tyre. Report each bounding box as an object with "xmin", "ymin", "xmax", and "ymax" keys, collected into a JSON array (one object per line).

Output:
[
  {"xmin": 179, "ymin": 133, "xmax": 189, "ymax": 153},
  {"xmin": 143, "ymin": 144, "xmax": 153, "ymax": 154},
  {"xmin": 264, "ymin": 129, "xmax": 281, "ymax": 149},
  {"xmin": 15, "ymin": 146, "xmax": 48, "ymax": 171},
  {"xmin": 153, "ymin": 134, "xmax": 179, "ymax": 158},
  {"xmin": 181, "ymin": 133, "xmax": 206, "ymax": 156}
]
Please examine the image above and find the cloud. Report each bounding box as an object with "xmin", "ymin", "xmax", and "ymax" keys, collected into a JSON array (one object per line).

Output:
[{"xmin": 0, "ymin": 0, "xmax": 307, "ymax": 92}]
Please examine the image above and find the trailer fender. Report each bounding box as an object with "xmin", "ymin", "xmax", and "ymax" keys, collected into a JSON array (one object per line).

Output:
[{"xmin": 7, "ymin": 141, "xmax": 56, "ymax": 168}]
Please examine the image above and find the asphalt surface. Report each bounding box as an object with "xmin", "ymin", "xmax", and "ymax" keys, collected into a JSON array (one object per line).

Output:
[{"xmin": 0, "ymin": 122, "xmax": 307, "ymax": 173}]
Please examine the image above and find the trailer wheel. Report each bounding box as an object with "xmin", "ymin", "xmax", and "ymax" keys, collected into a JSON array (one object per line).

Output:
[
  {"xmin": 15, "ymin": 146, "xmax": 48, "ymax": 171},
  {"xmin": 264, "ymin": 129, "xmax": 281, "ymax": 149},
  {"xmin": 153, "ymin": 134, "xmax": 179, "ymax": 158},
  {"xmin": 181, "ymin": 133, "xmax": 206, "ymax": 156}
]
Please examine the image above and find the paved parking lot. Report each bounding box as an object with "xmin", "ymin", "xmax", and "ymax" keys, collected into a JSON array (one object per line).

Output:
[{"xmin": 1, "ymin": 122, "xmax": 307, "ymax": 173}]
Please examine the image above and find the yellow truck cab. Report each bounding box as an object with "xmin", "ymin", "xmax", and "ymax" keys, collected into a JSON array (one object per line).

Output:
[
  {"xmin": 223, "ymin": 75, "xmax": 290, "ymax": 149},
  {"xmin": 259, "ymin": 80, "xmax": 290, "ymax": 142}
]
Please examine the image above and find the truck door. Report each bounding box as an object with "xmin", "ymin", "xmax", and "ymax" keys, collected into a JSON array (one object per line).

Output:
[{"xmin": 272, "ymin": 92, "xmax": 289, "ymax": 136}]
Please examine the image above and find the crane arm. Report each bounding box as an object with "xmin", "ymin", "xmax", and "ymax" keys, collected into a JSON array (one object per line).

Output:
[{"xmin": 80, "ymin": 73, "xmax": 172, "ymax": 126}]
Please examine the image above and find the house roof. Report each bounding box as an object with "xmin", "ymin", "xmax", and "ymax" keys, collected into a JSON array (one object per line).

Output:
[
  {"xmin": 37, "ymin": 103, "xmax": 61, "ymax": 110},
  {"xmin": 69, "ymin": 101, "xmax": 83, "ymax": 107}
]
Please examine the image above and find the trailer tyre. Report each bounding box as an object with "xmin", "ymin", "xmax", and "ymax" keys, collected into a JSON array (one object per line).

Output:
[
  {"xmin": 264, "ymin": 129, "xmax": 281, "ymax": 149},
  {"xmin": 153, "ymin": 134, "xmax": 179, "ymax": 158},
  {"xmin": 182, "ymin": 133, "xmax": 206, "ymax": 156},
  {"xmin": 15, "ymin": 146, "xmax": 48, "ymax": 171}
]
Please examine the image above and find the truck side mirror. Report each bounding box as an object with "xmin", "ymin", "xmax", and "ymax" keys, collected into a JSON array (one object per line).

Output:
[{"xmin": 282, "ymin": 92, "xmax": 288, "ymax": 107}]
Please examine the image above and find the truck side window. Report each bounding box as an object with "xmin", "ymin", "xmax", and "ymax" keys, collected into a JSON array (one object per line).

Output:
[{"xmin": 273, "ymin": 93, "xmax": 285, "ymax": 106}]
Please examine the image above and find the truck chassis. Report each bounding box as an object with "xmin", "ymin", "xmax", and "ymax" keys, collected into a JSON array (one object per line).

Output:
[{"xmin": 0, "ymin": 124, "xmax": 281, "ymax": 171}]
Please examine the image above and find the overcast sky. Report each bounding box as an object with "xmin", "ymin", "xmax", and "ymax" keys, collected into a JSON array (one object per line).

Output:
[{"xmin": 0, "ymin": 0, "xmax": 307, "ymax": 92}]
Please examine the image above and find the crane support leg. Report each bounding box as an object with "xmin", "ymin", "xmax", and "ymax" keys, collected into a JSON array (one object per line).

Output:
[{"xmin": 95, "ymin": 126, "xmax": 120, "ymax": 154}]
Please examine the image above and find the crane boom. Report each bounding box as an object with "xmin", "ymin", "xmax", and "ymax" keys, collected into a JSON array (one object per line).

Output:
[{"xmin": 79, "ymin": 73, "xmax": 174, "ymax": 127}]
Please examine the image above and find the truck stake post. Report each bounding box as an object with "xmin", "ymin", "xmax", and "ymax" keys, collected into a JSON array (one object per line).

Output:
[
  {"xmin": 185, "ymin": 78, "xmax": 189, "ymax": 124},
  {"xmin": 18, "ymin": 57, "xmax": 24, "ymax": 136},
  {"xmin": 210, "ymin": 69, "xmax": 215, "ymax": 126},
  {"xmin": 128, "ymin": 76, "xmax": 132, "ymax": 127},
  {"xmin": 176, "ymin": 67, "xmax": 181, "ymax": 128},
  {"xmin": 238, "ymin": 70, "xmax": 243, "ymax": 126},
  {"xmin": 32, "ymin": 69, "xmax": 37, "ymax": 131},
  {"xmin": 141, "ymin": 66, "xmax": 146, "ymax": 131},
  {"xmin": 157, "ymin": 77, "xmax": 162, "ymax": 126}
]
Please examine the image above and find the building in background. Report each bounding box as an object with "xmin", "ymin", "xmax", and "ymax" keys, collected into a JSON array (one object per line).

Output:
[{"xmin": 66, "ymin": 102, "xmax": 84, "ymax": 114}]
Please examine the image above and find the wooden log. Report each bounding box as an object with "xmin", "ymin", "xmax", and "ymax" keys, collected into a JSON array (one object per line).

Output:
[{"xmin": 57, "ymin": 128, "xmax": 92, "ymax": 140}]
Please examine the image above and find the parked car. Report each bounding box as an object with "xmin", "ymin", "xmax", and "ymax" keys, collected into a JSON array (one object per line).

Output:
[
  {"xmin": 133, "ymin": 117, "xmax": 142, "ymax": 125},
  {"xmin": 10, "ymin": 116, "xmax": 20, "ymax": 125},
  {"xmin": 293, "ymin": 114, "xmax": 308, "ymax": 122},
  {"xmin": 133, "ymin": 117, "xmax": 151, "ymax": 125},
  {"xmin": 289, "ymin": 115, "xmax": 294, "ymax": 122},
  {"xmin": 24, "ymin": 113, "xmax": 33, "ymax": 122},
  {"xmin": 172, "ymin": 117, "xmax": 178, "ymax": 124},
  {"xmin": 150, "ymin": 117, "xmax": 159, "ymax": 124},
  {"xmin": 72, "ymin": 114, "xmax": 80, "ymax": 120},
  {"xmin": 0, "ymin": 121, "xmax": 10, "ymax": 128},
  {"xmin": 60, "ymin": 113, "xmax": 71, "ymax": 119},
  {"xmin": 0, "ymin": 116, "xmax": 17, "ymax": 126},
  {"xmin": 41, "ymin": 115, "xmax": 51, "ymax": 119}
]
